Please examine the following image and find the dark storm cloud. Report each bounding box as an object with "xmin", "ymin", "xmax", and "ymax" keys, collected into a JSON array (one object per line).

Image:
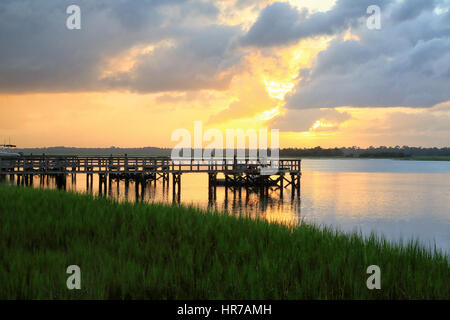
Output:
[
  {"xmin": 285, "ymin": 0, "xmax": 450, "ymax": 110},
  {"xmin": 390, "ymin": 0, "xmax": 437, "ymax": 22},
  {"xmin": 2, "ymin": 0, "xmax": 449, "ymax": 108},
  {"xmin": 240, "ymin": 2, "xmax": 307, "ymax": 47},
  {"xmin": 0, "ymin": 0, "xmax": 239, "ymax": 93},
  {"xmin": 241, "ymin": 0, "xmax": 392, "ymax": 47},
  {"xmin": 103, "ymin": 25, "xmax": 243, "ymax": 92}
]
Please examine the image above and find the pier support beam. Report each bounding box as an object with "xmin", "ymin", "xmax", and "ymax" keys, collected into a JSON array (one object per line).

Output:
[
  {"xmin": 134, "ymin": 174, "xmax": 146, "ymax": 201},
  {"xmin": 279, "ymin": 174, "xmax": 284, "ymax": 198},
  {"xmin": 172, "ymin": 172, "xmax": 181, "ymax": 203},
  {"xmin": 208, "ymin": 172, "xmax": 217, "ymax": 201},
  {"xmin": 290, "ymin": 173, "xmax": 301, "ymax": 198},
  {"xmin": 55, "ymin": 174, "xmax": 66, "ymax": 190},
  {"xmin": 98, "ymin": 173, "xmax": 108, "ymax": 195}
]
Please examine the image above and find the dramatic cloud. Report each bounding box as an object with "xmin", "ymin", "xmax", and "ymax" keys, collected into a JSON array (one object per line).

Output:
[
  {"xmin": 0, "ymin": 0, "xmax": 241, "ymax": 93},
  {"xmin": 102, "ymin": 25, "xmax": 242, "ymax": 93},
  {"xmin": 390, "ymin": 0, "xmax": 437, "ymax": 22},
  {"xmin": 284, "ymin": 0, "xmax": 450, "ymax": 109},
  {"xmin": 241, "ymin": 0, "xmax": 392, "ymax": 47},
  {"xmin": 2, "ymin": 0, "xmax": 449, "ymax": 148}
]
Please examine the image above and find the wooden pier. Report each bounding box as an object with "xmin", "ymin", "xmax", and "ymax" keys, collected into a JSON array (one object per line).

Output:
[{"xmin": 0, "ymin": 156, "xmax": 301, "ymax": 200}]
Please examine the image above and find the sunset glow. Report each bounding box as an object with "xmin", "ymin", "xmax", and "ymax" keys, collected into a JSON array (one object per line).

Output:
[{"xmin": 0, "ymin": 0, "xmax": 449, "ymax": 148}]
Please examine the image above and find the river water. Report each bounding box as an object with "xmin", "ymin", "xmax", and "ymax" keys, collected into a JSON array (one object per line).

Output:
[{"xmin": 9, "ymin": 158, "xmax": 450, "ymax": 254}]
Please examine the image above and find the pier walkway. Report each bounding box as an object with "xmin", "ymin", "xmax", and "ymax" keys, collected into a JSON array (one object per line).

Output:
[{"xmin": 0, "ymin": 156, "xmax": 301, "ymax": 200}]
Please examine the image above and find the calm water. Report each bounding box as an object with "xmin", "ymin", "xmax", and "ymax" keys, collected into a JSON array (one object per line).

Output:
[{"xmin": 8, "ymin": 159, "xmax": 450, "ymax": 254}]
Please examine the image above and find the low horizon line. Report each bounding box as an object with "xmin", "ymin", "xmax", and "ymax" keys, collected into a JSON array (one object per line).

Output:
[{"xmin": 12, "ymin": 145, "xmax": 450, "ymax": 150}]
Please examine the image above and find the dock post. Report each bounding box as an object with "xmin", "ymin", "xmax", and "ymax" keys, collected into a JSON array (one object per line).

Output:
[
  {"xmin": 289, "ymin": 173, "xmax": 301, "ymax": 198},
  {"xmin": 124, "ymin": 177, "xmax": 129, "ymax": 199},
  {"xmin": 135, "ymin": 177, "xmax": 140, "ymax": 200},
  {"xmin": 86, "ymin": 173, "xmax": 90, "ymax": 190},
  {"xmin": 208, "ymin": 172, "xmax": 217, "ymax": 200},
  {"xmin": 99, "ymin": 174, "xmax": 103, "ymax": 194},
  {"xmin": 279, "ymin": 174, "xmax": 284, "ymax": 198},
  {"xmin": 56, "ymin": 174, "xmax": 66, "ymax": 190},
  {"xmin": 108, "ymin": 174, "xmax": 112, "ymax": 195},
  {"xmin": 141, "ymin": 177, "xmax": 146, "ymax": 199},
  {"xmin": 162, "ymin": 172, "xmax": 167, "ymax": 189},
  {"xmin": 172, "ymin": 172, "xmax": 181, "ymax": 203}
]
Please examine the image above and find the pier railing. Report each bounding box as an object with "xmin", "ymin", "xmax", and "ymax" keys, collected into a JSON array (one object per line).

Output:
[{"xmin": 0, "ymin": 156, "xmax": 301, "ymax": 175}]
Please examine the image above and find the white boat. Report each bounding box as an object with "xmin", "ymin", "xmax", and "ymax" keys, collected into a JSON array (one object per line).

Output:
[{"xmin": 0, "ymin": 144, "xmax": 21, "ymax": 158}]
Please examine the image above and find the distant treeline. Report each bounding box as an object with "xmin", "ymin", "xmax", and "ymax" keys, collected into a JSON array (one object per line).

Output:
[
  {"xmin": 15, "ymin": 146, "xmax": 172, "ymax": 157},
  {"xmin": 281, "ymin": 146, "xmax": 450, "ymax": 157},
  {"xmin": 15, "ymin": 146, "xmax": 450, "ymax": 158}
]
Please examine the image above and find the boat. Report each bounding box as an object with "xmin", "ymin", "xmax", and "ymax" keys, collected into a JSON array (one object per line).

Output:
[{"xmin": 0, "ymin": 144, "xmax": 21, "ymax": 158}]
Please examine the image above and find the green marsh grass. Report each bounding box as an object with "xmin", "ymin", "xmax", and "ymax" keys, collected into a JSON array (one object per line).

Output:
[{"xmin": 0, "ymin": 184, "xmax": 448, "ymax": 299}]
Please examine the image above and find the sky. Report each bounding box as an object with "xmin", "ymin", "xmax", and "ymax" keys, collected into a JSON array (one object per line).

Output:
[{"xmin": 0, "ymin": 0, "xmax": 449, "ymax": 148}]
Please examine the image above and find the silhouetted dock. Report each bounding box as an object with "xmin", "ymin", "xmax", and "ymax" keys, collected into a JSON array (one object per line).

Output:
[{"xmin": 0, "ymin": 156, "xmax": 301, "ymax": 201}]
